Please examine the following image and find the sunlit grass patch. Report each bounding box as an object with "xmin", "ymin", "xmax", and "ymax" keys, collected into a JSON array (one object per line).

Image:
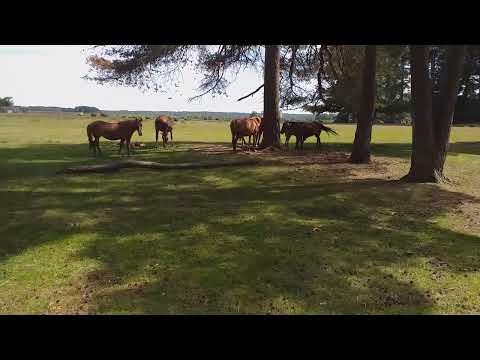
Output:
[{"xmin": 0, "ymin": 115, "xmax": 480, "ymax": 314}]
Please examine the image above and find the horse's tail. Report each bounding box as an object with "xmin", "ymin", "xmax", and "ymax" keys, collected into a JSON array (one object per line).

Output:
[
  {"xmin": 87, "ymin": 125, "xmax": 95, "ymax": 149},
  {"xmin": 315, "ymin": 121, "xmax": 339, "ymax": 136}
]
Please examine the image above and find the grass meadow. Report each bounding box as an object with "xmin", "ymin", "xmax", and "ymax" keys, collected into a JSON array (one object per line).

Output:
[{"xmin": 1, "ymin": 113, "xmax": 480, "ymax": 314}]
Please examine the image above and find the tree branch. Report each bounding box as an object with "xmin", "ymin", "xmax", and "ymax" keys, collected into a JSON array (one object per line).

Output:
[
  {"xmin": 324, "ymin": 46, "xmax": 340, "ymax": 81},
  {"xmin": 188, "ymin": 66, "xmax": 226, "ymax": 102},
  {"xmin": 58, "ymin": 159, "xmax": 259, "ymax": 174},
  {"xmin": 237, "ymin": 84, "xmax": 264, "ymax": 101}
]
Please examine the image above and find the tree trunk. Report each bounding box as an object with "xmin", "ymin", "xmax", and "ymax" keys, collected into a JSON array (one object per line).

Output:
[
  {"xmin": 403, "ymin": 46, "xmax": 437, "ymax": 182},
  {"xmin": 432, "ymin": 46, "xmax": 467, "ymax": 177},
  {"xmin": 399, "ymin": 56, "xmax": 407, "ymax": 102},
  {"xmin": 260, "ymin": 45, "xmax": 281, "ymax": 149},
  {"xmin": 350, "ymin": 45, "xmax": 377, "ymax": 163},
  {"xmin": 403, "ymin": 46, "xmax": 466, "ymax": 182}
]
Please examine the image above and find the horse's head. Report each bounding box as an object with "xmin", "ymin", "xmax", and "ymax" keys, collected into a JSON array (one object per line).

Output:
[
  {"xmin": 135, "ymin": 118, "xmax": 143, "ymax": 136},
  {"xmin": 280, "ymin": 121, "xmax": 291, "ymax": 134},
  {"xmin": 256, "ymin": 117, "xmax": 264, "ymax": 132}
]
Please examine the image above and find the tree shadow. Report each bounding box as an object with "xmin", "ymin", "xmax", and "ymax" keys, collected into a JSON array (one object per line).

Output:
[
  {"xmin": 449, "ymin": 142, "xmax": 480, "ymax": 156},
  {"xmin": 293, "ymin": 141, "xmax": 480, "ymax": 159},
  {"xmin": 2, "ymin": 141, "xmax": 480, "ymax": 314},
  {"xmin": 75, "ymin": 178, "xmax": 480, "ymax": 314},
  {"xmin": 3, "ymin": 159, "xmax": 478, "ymax": 313}
]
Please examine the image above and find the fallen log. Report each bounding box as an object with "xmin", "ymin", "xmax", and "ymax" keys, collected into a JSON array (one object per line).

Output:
[{"xmin": 58, "ymin": 159, "xmax": 260, "ymax": 174}]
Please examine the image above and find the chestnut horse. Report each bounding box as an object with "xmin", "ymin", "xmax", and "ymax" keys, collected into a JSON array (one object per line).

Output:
[
  {"xmin": 87, "ymin": 118, "xmax": 143, "ymax": 156},
  {"xmin": 155, "ymin": 115, "xmax": 175, "ymax": 148},
  {"xmin": 230, "ymin": 116, "xmax": 263, "ymax": 151}
]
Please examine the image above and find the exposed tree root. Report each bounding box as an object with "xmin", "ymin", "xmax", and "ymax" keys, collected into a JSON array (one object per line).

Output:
[
  {"xmin": 58, "ymin": 159, "xmax": 260, "ymax": 174},
  {"xmin": 400, "ymin": 171, "xmax": 444, "ymax": 183},
  {"xmin": 349, "ymin": 154, "xmax": 372, "ymax": 164},
  {"xmin": 257, "ymin": 144, "xmax": 282, "ymax": 152}
]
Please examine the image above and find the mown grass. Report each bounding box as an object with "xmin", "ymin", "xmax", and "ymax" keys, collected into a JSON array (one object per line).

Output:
[{"xmin": 1, "ymin": 113, "xmax": 480, "ymax": 314}]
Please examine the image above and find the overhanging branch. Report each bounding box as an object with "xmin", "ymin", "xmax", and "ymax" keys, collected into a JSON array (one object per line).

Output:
[{"xmin": 237, "ymin": 84, "xmax": 264, "ymax": 102}]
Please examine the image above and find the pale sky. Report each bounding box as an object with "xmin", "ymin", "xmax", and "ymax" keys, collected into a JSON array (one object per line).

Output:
[{"xmin": 0, "ymin": 45, "xmax": 305, "ymax": 114}]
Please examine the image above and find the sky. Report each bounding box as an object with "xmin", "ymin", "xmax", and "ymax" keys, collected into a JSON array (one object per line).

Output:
[{"xmin": 0, "ymin": 45, "xmax": 305, "ymax": 114}]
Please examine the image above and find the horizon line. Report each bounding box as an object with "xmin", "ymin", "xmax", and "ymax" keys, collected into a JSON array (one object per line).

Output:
[{"xmin": 11, "ymin": 104, "xmax": 317, "ymax": 114}]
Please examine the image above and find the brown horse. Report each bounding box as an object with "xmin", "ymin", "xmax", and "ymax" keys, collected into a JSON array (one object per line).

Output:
[
  {"xmin": 155, "ymin": 115, "xmax": 175, "ymax": 148},
  {"xmin": 280, "ymin": 121, "xmax": 338, "ymax": 150},
  {"xmin": 230, "ymin": 116, "xmax": 263, "ymax": 151},
  {"xmin": 87, "ymin": 118, "xmax": 143, "ymax": 156}
]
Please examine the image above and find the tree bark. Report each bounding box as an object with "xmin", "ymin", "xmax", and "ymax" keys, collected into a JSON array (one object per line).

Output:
[
  {"xmin": 432, "ymin": 45, "xmax": 467, "ymax": 177},
  {"xmin": 403, "ymin": 46, "xmax": 437, "ymax": 182},
  {"xmin": 260, "ymin": 45, "xmax": 281, "ymax": 149},
  {"xmin": 350, "ymin": 45, "xmax": 377, "ymax": 163}
]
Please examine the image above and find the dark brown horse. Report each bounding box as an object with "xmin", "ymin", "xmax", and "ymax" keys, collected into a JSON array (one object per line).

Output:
[
  {"xmin": 280, "ymin": 121, "xmax": 338, "ymax": 150},
  {"xmin": 155, "ymin": 115, "xmax": 175, "ymax": 148},
  {"xmin": 87, "ymin": 118, "xmax": 143, "ymax": 156}
]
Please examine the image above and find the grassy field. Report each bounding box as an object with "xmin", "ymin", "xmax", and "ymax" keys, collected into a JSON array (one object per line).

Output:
[{"xmin": 1, "ymin": 113, "xmax": 480, "ymax": 314}]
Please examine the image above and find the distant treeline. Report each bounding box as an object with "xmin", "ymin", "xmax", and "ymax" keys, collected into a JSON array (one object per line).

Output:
[
  {"xmin": 0, "ymin": 100, "xmax": 336, "ymax": 122},
  {"xmin": 3, "ymin": 106, "xmax": 321, "ymax": 122},
  {"xmin": 104, "ymin": 110, "xmax": 323, "ymax": 122},
  {"xmin": 5, "ymin": 105, "xmax": 100, "ymax": 113}
]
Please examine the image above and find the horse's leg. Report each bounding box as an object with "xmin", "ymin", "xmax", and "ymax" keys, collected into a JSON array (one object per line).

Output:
[
  {"xmin": 126, "ymin": 136, "xmax": 131, "ymax": 156},
  {"xmin": 155, "ymin": 129, "xmax": 159, "ymax": 148},
  {"xmin": 118, "ymin": 139, "xmax": 124, "ymax": 155},
  {"xmin": 248, "ymin": 135, "xmax": 252, "ymax": 151},
  {"xmin": 170, "ymin": 130, "xmax": 173, "ymax": 145},
  {"xmin": 295, "ymin": 136, "xmax": 299, "ymax": 150},
  {"xmin": 96, "ymin": 137, "xmax": 102, "ymax": 156},
  {"xmin": 163, "ymin": 132, "xmax": 167, "ymax": 148},
  {"xmin": 232, "ymin": 134, "xmax": 237, "ymax": 151},
  {"xmin": 285, "ymin": 134, "xmax": 290, "ymax": 148},
  {"xmin": 90, "ymin": 135, "xmax": 96, "ymax": 157},
  {"xmin": 315, "ymin": 134, "xmax": 321, "ymax": 151}
]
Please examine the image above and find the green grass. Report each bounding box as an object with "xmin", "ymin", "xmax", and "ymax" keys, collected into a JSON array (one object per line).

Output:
[{"xmin": 1, "ymin": 113, "xmax": 480, "ymax": 314}]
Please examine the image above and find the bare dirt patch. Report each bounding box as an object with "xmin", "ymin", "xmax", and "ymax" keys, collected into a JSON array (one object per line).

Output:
[
  {"xmin": 188, "ymin": 143, "xmax": 409, "ymax": 181},
  {"xmin": 458, "ymin": 201, "xmax": 480, "ymax": 235}
]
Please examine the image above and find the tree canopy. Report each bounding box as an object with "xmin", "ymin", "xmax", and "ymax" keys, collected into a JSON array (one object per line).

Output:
[{"xmin": 0, "ymin": 97, "xmax": 14, "ymax": 107}]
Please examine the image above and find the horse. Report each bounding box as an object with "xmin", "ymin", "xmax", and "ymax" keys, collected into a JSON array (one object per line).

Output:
[
  {"xmin": 280, "ymin": 121, "xmax": 338, "ymax": 150},
  {"xmin": 230, "ymin": 116, "xmax": 263, "ymax": 151},
  {"xmin": 87, "ymin": 118, "xmax": 143, "ymax": 156},
  {"xmin": 280, "ymin": 121, "xmax": 294, "ymax": 147},
  {"xmin": 155, "ymin": 115, "xmax": 175, "ymax": 148}
]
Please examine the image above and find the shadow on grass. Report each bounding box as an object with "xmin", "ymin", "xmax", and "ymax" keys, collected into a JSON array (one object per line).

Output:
[
  {"xmin": 449, "ymin": 142, "xmax": 480, "ymax": 157},
  {"xmin": 1, "ymin": 139, "xmax": 478, "ymax": 181},
  {"xmin": 1, "ymin": 143, "xmax": 480, "ymax": 313}
]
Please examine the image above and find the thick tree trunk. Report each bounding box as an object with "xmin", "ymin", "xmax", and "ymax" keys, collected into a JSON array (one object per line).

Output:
[
  {"xmin": 260, "ymin": 45, "xmax": 281, "ymax": 149},
  {"xmin": 350, "ymin": 45, "xmax": 377, "ymax": 163},
  {"xmin": 403, "ymin": 46, "xmax": 437, "ymax": 182},
  {"xmin": 403, "ymin": 46, "xmax": 466, "ymax": 183},
  {"xmin": 432, "ymin": 45, "xmax": 467, "ymax": 177}
]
